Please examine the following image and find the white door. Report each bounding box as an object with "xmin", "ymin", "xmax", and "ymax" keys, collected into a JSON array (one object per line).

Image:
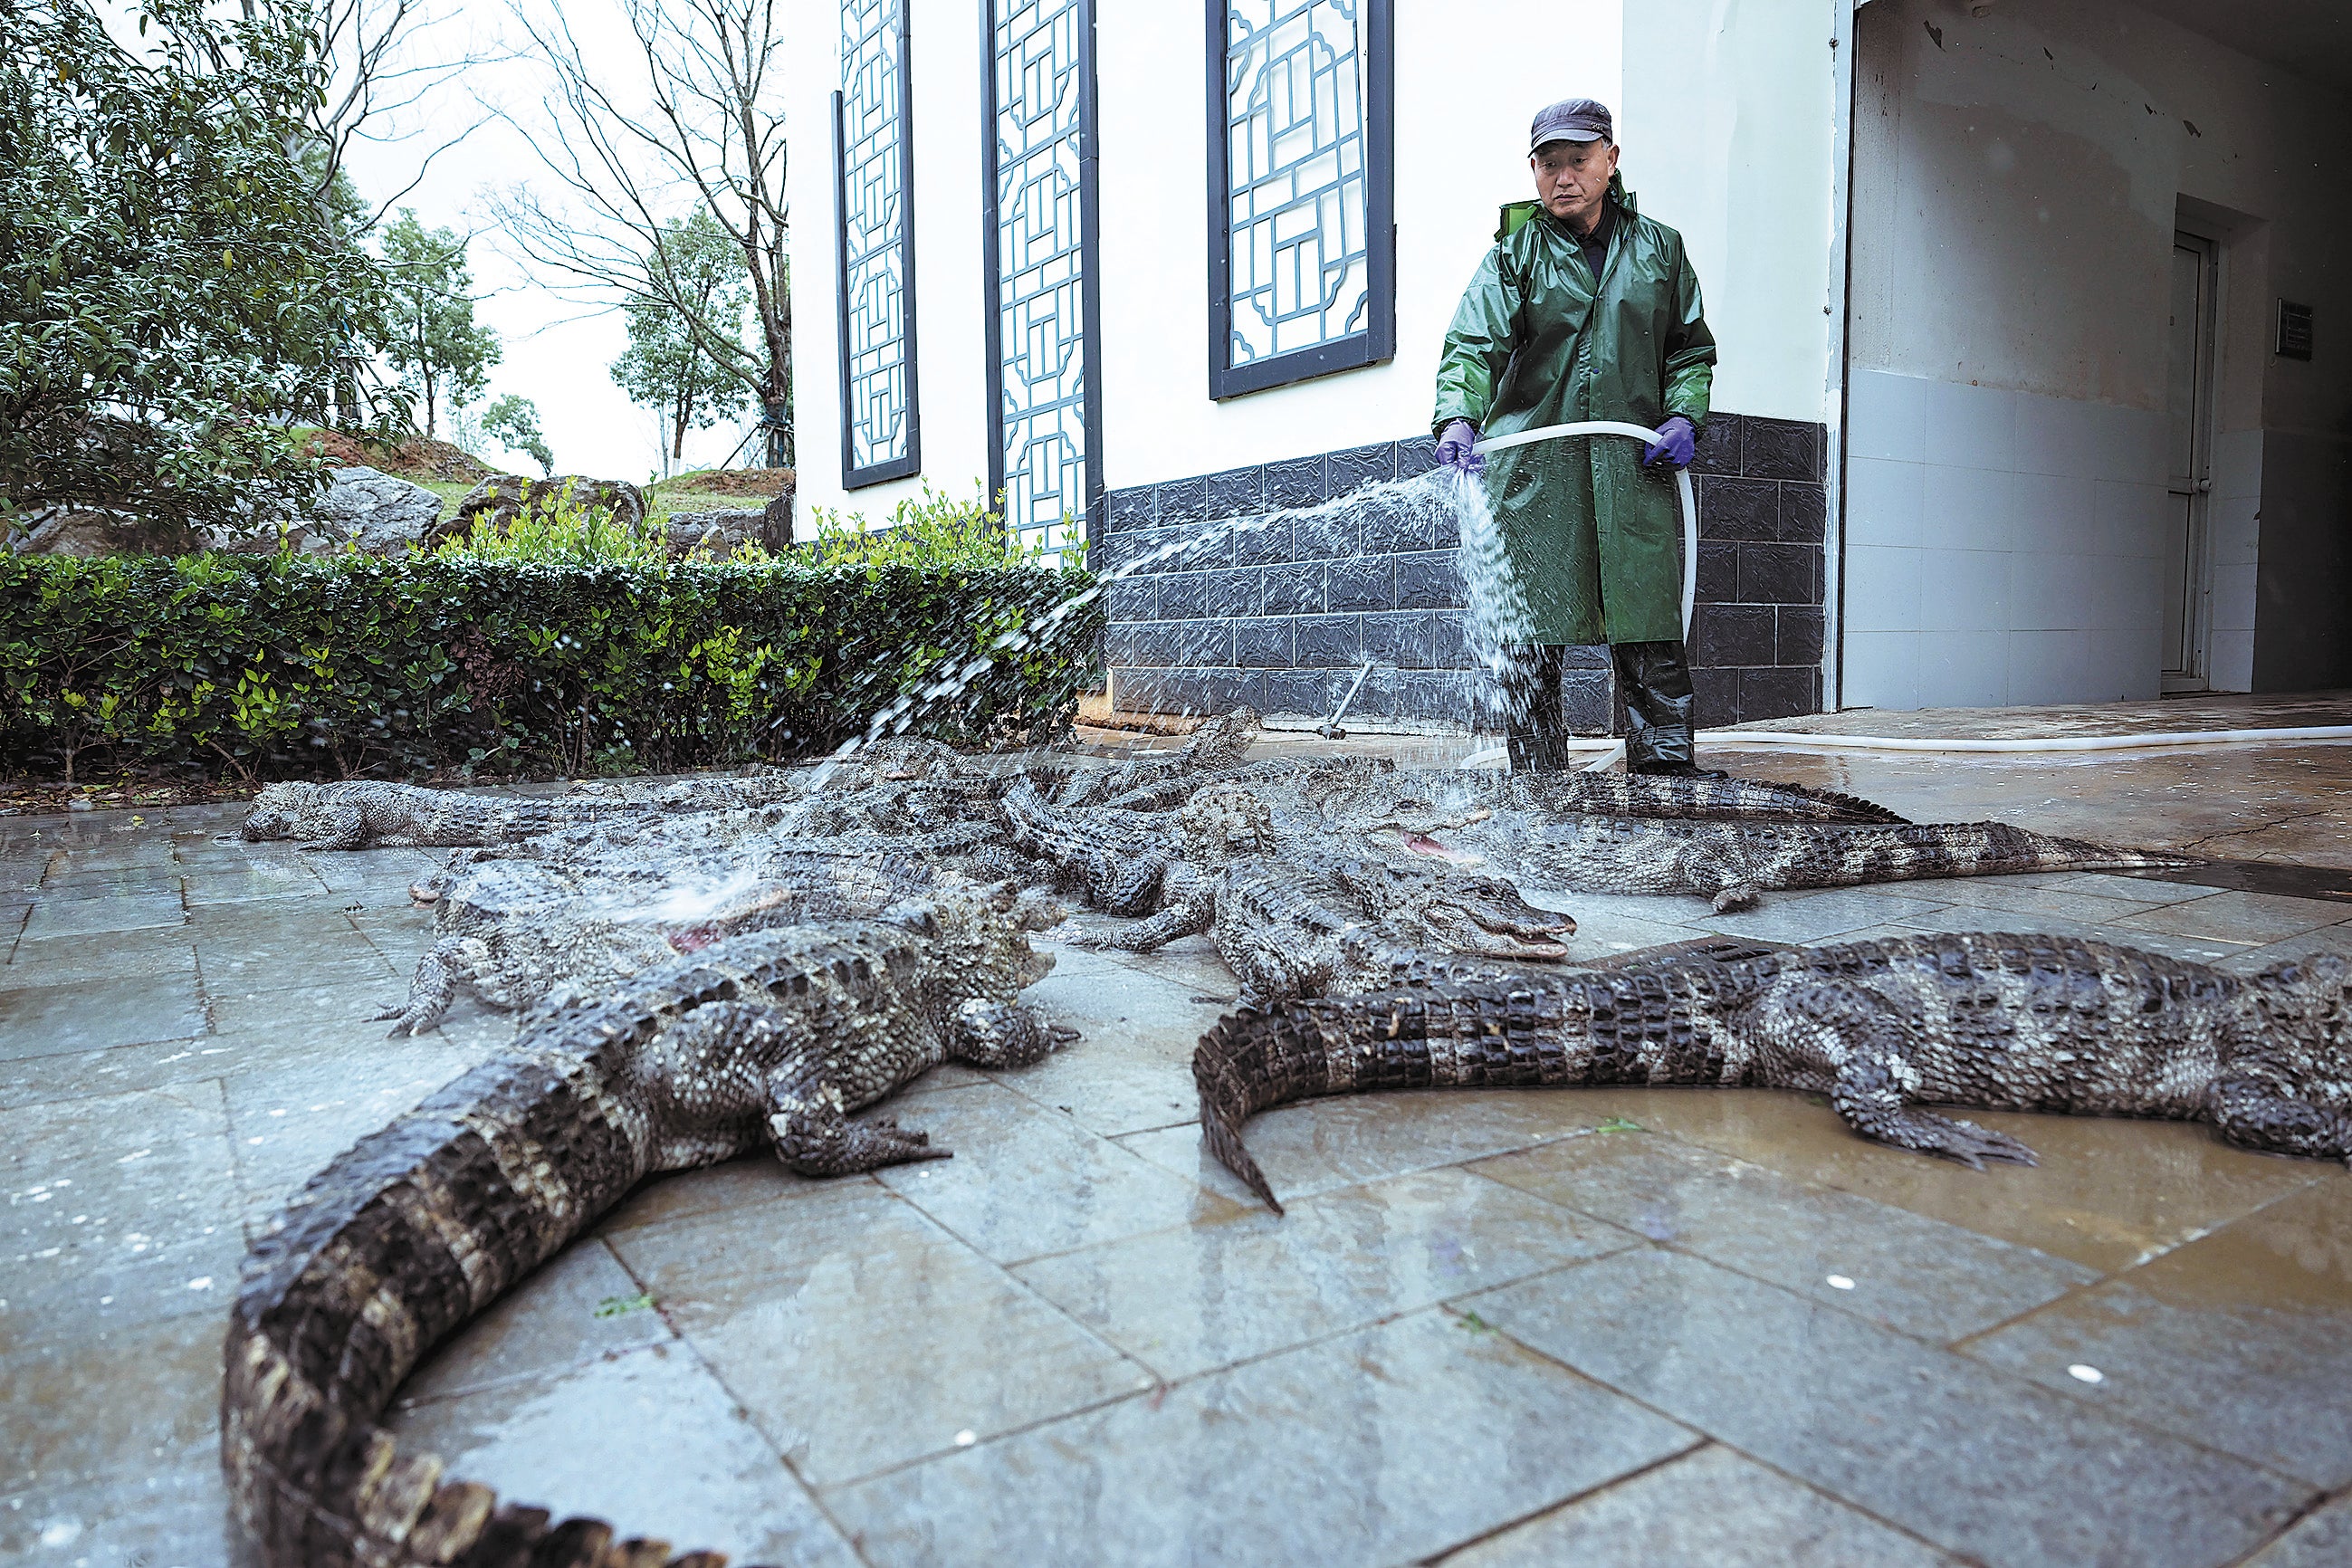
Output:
[{"xmin": 2161, "ymin": 234, "xmax": 2218, "ymax": 693}]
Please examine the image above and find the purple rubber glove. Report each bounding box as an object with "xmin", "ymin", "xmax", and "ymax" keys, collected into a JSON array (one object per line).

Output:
[
  {"xmin": 1643, "ymin": 415, "xmax": 1697, "ymax": 469},
  {"xmin": 1435, "ymin": 419, "xmax": 1484, "ymax": 475}
]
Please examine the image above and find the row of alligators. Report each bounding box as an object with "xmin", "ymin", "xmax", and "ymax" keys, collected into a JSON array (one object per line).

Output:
[{"xmin": 224, "ymin": 713, "xmax": 2352, "ymax": 1565}]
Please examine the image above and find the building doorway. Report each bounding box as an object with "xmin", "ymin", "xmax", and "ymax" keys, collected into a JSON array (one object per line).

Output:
[{"xmin": 2161, "ymin": 230, "xmax": 2220, "ymax": 693}]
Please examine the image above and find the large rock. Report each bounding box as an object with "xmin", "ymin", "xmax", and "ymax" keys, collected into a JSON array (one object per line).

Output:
[
  {"xmin": 430, "ymin": 474, "xmax": 646, "ymax": 549},
  {"xmin": 7, "ymin": 507, "xmax": 200, "ymax": 556},
  {"xmin": 661, "ymin": 495, "xmax": 795, "ymax": 559},
  {"xmin": 301, "ymin": 465, "xmax": 443, "ymax": 554}
]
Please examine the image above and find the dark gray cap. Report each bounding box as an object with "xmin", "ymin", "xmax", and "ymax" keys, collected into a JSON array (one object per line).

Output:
[{"xmin": 1530, "ymin": 98, "xmax": 1612, "ymax": 153}]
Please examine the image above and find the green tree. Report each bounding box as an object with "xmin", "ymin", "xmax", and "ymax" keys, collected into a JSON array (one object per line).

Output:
[
  {"xmin": 609, "ymin": 212, "xmax": 751, "ymax": 472},
  {"xmin": 481, "ymin": 395, "xmax": 555, "ymax": 476},
  {"xmin": 376, "ymin": 210, "xmax": 499, "ymax": 441},
  {"xmin": 0, "ymin": 0, "xmax": 399, "ymax": 534}
]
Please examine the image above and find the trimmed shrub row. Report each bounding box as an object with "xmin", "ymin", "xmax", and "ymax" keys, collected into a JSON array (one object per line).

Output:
[{"xmin": 0, "ymin": 554, "xmax": 1103, "ymax": 781}]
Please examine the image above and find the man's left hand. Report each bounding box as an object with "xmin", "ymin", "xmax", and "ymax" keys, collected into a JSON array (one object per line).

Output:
[{"xmin": 1643, "ymin": 416, "xmax": 1696, "ymax": 469}]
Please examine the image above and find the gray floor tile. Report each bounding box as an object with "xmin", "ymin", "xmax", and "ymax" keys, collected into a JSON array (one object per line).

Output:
[
  {"xmin": 28, "ymin": 867, "xmax": 186, "ymax": 903},
  {"xmin": 1964, "ymin": 1181, "xmax": 2352, "ymax": 1487},
  {"xmin": 2112, "ymin": 890, "xmax": 2349, "ymax": 946},
  {"xmin": 388, "ymin": 1340, "xmax": 861, "ymax": 1567},
  {"xmin": 1013, "ymin": 1167, "xmax": 1635, "ymax": 1381},
  {"xmin": 1437, "ymin": 1442, "xmax": 1956, "ymax": 1567},
  {"xmin": 2213, "ymin": 919, "xmax": 2352, "ymax": 976},
  {"xmin": 0, "ymin": 1468, "xmax": 238, "ymax": 1568},
  {"xmin": 19, "ymin": 892, "xmax": 186, "ymax": 942},
  {"xmin": 607, "ymin": 1181, "xmax": 1147, "ymax": 1487},
  {"xmin": 2029, "ymin": 872, "xmax": 2225, "ymax": 905},
  {"xmin": 1118, "ymin": 1088, "xmax": 1599, "ymax": 1213},
  {"xmin": 822, "ymin": 1309, "xmax": 1697, "ymax": 1568},
  {"xmin": 1, "ymin": 1308, "xmax": 226, "ymax": 1501},
  {"xmin": 2243, "ymin": 1492, "xmax": 2352, "ymax": 1567},
  {"xmin": 177, "ymin": 856, "xmax": 330, "ymax": 905},
  {"xmin": 0, "ymin": 1079, "xmax": 248, "ymax": 1347},
  {"xmin": 1571, "ymin": 1085, "xmax": 2331, "ymax": 1275},
  {"xmin": 1893, "ymin": 906, "xmax": 2251, "ymax": 963},
  {"xmin": 1905, "ymin": 876, "xmax": 2171, "ymax": 923},
  {"xmin": 1464, "ymin": 1248, "xmax": 2309, "ymax": 1568},
  {"xmin": 392, "ymin": 1238, "xmax": 674, "ymax": 1408},
  {"xmin": 0, "ymin": 971, "xmax": 208, "ymax": 1061},
  {"xmin": 1473, "ymin": 1132, "xmax": 2098, "ymax": 1342},
  {"xmin": 1, "ymin": 927, "xmax": 199, "ymax": 986},
  {"xmin": 874, "ymin": 1081, "xmax": 1245, "ymax": 1262},
  {"xmin": 1697, "ymin": 887, "xmax": 1947, "ymax": 945}
]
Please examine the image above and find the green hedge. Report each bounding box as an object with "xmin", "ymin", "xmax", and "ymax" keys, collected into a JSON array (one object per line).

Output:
[{"xmin": 0, "ymin": 554, "xmax": 1104, "ymax": 781}]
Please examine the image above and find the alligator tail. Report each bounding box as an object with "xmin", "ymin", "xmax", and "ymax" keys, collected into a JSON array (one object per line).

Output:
[
  {"xmin": 222, "ymin": 1036, "xmax": 755, "ymax": 1568},
  {"xmin": 1193, "ymin": 997, "xmax": 1446, "ymax": 1214}
]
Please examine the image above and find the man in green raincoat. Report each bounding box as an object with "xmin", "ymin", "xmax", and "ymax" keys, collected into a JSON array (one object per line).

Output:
[{"xmin": 1433, "ymin": 98, "xmax": 1718, "ymax": 774}]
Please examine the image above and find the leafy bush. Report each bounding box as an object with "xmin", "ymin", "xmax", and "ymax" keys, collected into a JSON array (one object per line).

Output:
[
  {"xmin": 435, "ymin": 478, "xmax": 669, "ymax": 566},
  {"xmin": 0, "ymin": 553, "xmax": 1101, "ymax": 783},
  {"xmin": 804, "ymin": 483, "xmax": 1082, "ymax": 570}
]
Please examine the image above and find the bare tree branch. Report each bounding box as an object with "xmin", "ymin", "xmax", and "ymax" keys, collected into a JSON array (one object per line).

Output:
[{"xmin": 485, "ymin": 0, "xmax": 793, "ymax": 467}]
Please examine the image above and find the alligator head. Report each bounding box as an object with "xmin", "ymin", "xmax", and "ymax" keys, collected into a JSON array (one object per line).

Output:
[{"xmin": 1334, "ymin": 860, "xmax": 1574, "ymax": 961}]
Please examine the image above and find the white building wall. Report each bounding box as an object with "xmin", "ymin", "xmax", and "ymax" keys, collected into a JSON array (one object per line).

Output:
[
  {"xmin": 1843, "ymin": 0, "xmax": 2352, "ymax": 707},
  {"xmin": 788, "ymin": 1, "xmax": 1850, "ymax": 517}
]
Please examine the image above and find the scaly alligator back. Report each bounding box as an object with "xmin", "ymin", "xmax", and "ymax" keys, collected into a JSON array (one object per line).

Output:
[
  {"xmin": 225, "ymin": 909, "xmax": 1061, "ymax": 1568},
  {"xmin": 1195, "ymin": 934, "xmax": 2352, "ymax": 1212}
]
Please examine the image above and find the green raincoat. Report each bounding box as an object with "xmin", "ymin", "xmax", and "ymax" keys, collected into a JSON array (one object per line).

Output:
[{"xmin": 1433, "ymin": 175, "xmax": 1716, "ymax": 645}]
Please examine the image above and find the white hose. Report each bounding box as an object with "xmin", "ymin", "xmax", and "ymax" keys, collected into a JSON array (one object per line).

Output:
[
  {"xmin": 1469, "ymin": 420, "xmax": 1698, "ymax": 638},
  {"xmin": 1702, "ymin": 725, "xmax": 2352, "ymax": 754}
]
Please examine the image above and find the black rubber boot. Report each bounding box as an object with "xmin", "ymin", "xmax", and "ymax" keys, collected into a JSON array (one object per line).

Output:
[
  {"xmin": 1499, "ymin": 644, "xmax": 1569, "ymax": 773},
  {"xmin": 1611, "ymin": 639, "xmax": 1723, "ymax": 777}
]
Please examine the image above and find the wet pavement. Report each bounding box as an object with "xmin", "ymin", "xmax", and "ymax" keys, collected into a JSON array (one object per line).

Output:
[{"xmin": 5, "ymin": 695, "xmax": 2351, "ymax": 1567}]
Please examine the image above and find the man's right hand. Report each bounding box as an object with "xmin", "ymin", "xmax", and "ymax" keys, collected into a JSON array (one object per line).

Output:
[{"xmin": 1436, "ymin": 419, "xmax": 1484, "ymax": 475}]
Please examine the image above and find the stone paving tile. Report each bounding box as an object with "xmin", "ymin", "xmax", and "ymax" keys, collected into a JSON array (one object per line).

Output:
[
  {"xmin": 388, "ymin": 1340, "xmax": 862, "ymax": 1568},
  {"xmin": 2112, "ymin": 890, "xmax": 2350, "ymax": 946},
  {"xmin": 199, "ymin": 940, "xmax": 400, "ymax": 999},
  {"xmin": 1472, "ymin": 1131, "xmax": 2098, "ymax": 1341},
  {"xmin": 0, "ymin": 971, "xmax": 208, "ymax": 1061},
  {"xmin": 1559, "ymin": 1085, "xmax": 2329, "ymax": 1273},
  {"xmin": 2243, "ymin": 1493, "xmax": 2352, "ymax": 1567},
  {"xmin": 990, "ymin": 1043, "xmax": 1201, "ymax": 1139},
  {"xmin": 1, "ymin": 1468, "xmax": 237, "ymax": 1568},
  {"xmin": 608, "ymin": 1180, "xmax": 1147, "ymax": 1487},
  {"xmin": 1013, "ymin": 1167, "xmax": 1634, "ymax": 1382},
  {"xmin": 296, "ymin": 846, "xmax": 445, "ymax": 897},
  {"xmin": 2030, "ymin": 870, "xmax": 2230, "ymax": 904},
  {"xmin": 875, "ymin": 1080, "xmax": 1245, "ymax": 1263},
  {"xmin": 1892, "ymin": 904, "xmax": 2252, "ymax": 963},
  {"xmin": 0, "ymin": 1036, "xmax": 216, "ymax": 1112},
  {"xmin": 822, "ymin": 1308, "xmax": 1698, "ymax": 1568},
  {"xmin": 1465, "ymin": 1248, "xmax": 2311, "ymax": 1568},
  {"xmin": 0, "ymin": 1305, "xmax": 224, "ymax": 1496},
  {"xmin": 2, "ymin": 926, "xmax": 200, "ymax": 985},
  {"xmin": 1964, "ymin": 1179, "xmax": 2352, "ymax": 1488},
  {"xmin": 1119, "ymin": 1089, "xmax": 1600, "ymax": 1213},
  {"xmin": 1, "ymin": 1082, "xmax": 244, "ymax": 1351},
  {"xmin": 1436, "ymin": 1442, "xmax": 1958, "ymax": 1567},
  {"xmin": 177, "ymin": 852, "xmax": 330, "ymax": 906},
  {"xmin": 25, "ymin": 865, "xmax": 186, "ymax": 903},
  {"xmin": 2215, "ymin": 919, "xmax": 2352, "ymax": 975},
  {"xmin": 392, "ymin": 1238, "xmax": 675, "ymax": 1409},
  {"xmin": 20, "ymin": 891, "xmax": 186, "ymax": 942},
  {"xmin": 1900, "ymin": 875, "xmax": 2174, "ymax": 924},
  {"xmin": 598, "ymin": 1153, "xmax": 861, "ymax": 1236},
  {"xmin": 1695, "ymin": 886, "xmax": 1947, "ymax": 945},
  {"xmin": 206, "ymin": 969, "xmax": 408, "ymax": 1035},
  {"xmin": 1515, "ymin": 886, "xmax": 1715, "ymax": 958}
]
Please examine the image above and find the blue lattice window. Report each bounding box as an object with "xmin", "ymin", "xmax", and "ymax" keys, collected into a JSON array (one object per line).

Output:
[
  {"xmin": 1209, "ymin": 0, "xmax": 1393, "ymax": 399},
  {"xmin": 833, "ymin": 0, "xmax": 919, "ymax": 487},
  {"xmin": 983, "ymin": 0, "xmax": 1099, "ymax": 554}
]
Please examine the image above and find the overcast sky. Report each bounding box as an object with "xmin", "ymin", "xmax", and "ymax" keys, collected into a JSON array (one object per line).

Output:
[{"xmin": 339, "ymin": 1, "xmax": 768, "ymax": 480}]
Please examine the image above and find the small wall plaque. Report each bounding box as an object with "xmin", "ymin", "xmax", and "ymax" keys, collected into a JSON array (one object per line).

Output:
[{"xmin": 2278, "ymin": 299, "xmax": 2314, "ymax": 360}]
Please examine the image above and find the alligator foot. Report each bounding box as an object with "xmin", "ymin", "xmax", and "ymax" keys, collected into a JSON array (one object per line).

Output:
[
  {"xmin": 769, "ymin": 1110, "xmax": 952, "ymax": 1175},
  {"xmin": 1850, "ymin": 1105, "xmax": 2040, "ymax": 1170}
]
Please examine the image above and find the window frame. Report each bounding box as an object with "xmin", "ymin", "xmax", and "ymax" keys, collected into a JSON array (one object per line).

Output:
[
  {"xmin": 832, "ymin": 3, "xmax": 922, "ymax": 491},
  {"xmin": 979, "ymin": 0, "xmax": 1104, "ymax": 545},
  {"xmin": 1204, "ymin": 0, "xmax": 1395, "ymax": 402}
]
